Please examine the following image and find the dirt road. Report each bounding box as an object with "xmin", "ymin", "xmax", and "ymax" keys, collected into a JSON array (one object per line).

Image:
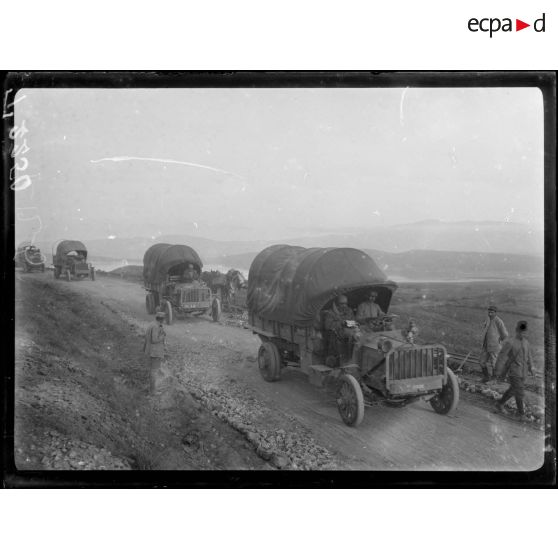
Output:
[{"xmin": 14, "ymin": 272, "xmax": 546, "ymax": 471}]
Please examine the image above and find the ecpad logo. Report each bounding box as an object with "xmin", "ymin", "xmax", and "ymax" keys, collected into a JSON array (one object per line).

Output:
[{"xmin": 468, "ymin": 13, "xmax": 545, "ymax": 37}]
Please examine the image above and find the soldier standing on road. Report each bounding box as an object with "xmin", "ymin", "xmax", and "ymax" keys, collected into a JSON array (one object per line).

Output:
[
  {"xmin": 143, "ymin": 311, "xmax": 167, "ymax": 395},
  {"xmin": 494, "ymin": 320, "xmax": 535, "ymax": 419},
  {"xmin": 480, "ymin": 305, "xmax": 508, "ymax": 383}
]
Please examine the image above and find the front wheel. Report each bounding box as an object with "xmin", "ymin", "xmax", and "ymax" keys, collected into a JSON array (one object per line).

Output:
[
  {"xmin": 430, "ymin": 368, "xmax": 459, "ymax": 415},
  {"xmin": 163, "ymin": 299, "xmax": 173, "ymax": 326},
  {"xmin": 211, "ymin": 298, "xmax": 222, "ymax": 322},
  {"xmin": 257, "ymin": 342, "xmax": 282, "ymax": 382},
  {"xmin": 337, "ymin": 374, "xmax": 364, "ymax": 427}
]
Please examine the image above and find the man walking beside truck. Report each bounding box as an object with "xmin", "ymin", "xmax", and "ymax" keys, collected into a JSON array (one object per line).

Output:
[
  {"xmin": 480, "ymin": 305, "xmax": 508, "ymax": 383},
  {"xmin": 494, "ymin": 320, "xmax": 536, "ymax": 419}
]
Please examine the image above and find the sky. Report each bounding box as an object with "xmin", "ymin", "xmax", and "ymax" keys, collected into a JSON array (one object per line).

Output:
[{"xmin": 13, "ymin": 86, "xmax": 544, "ymax": 244}]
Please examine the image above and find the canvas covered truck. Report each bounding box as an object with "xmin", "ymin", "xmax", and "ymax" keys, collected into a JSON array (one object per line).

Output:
[
  {"xmin": 15, "ymin": 242, "xmax": 46, "ymax": 273},
  {"xmin": 52, "ymin": 240, "xmax": 95, "ymax": 281},
  {"xmin": 224, "ymin": 269, "xmax": 248, "ymax": 312},
  {"xmin": 143, "ymin": 243, "xmax": 221, "ymax": 325},
  {"xmin": 247, "ymin": 245, "xmax": 459, "ymax": 427},
  {"xmin": 201, "ymin": 269, "xmax": 248, "ymax": 313}
]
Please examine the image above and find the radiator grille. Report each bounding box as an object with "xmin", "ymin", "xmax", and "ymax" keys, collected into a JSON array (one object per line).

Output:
[
  {"xmin": 387, "ymin": 346, "xmax": 446, "ymax": 381},
  {"xmin": 181, "ymin": 287, "xmax": 211, "ymax": 303}
]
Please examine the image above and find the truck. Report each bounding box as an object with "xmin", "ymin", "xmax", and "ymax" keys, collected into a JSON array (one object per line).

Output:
[
  {"xmin": 143, "ymin": 243, "xmax": 221, "ymax": 325},
  {"xmin": 52, "ymin": 240, "xmax": 95, "ymax": 281},
  {"xmin": 247, "ymin": 245, "xmax": 459, "ymax": 427},
  {"xmin": 201, "ymin": 269, "xmax": 248, "ymax": 313},
  {"xmin": 15, "ymin": 242, "xmax": 46, "ymax": 273},
  {"xmin": 223, "ymin": 269, "xmax": 248, "ymax": 312}
]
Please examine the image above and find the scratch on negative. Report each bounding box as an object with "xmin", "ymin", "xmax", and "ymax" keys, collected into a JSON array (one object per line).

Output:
[
  {"xmin": 90, "ymin": 156, "xmax": 245, "ymax": 180},
  {"xmin": 399, "ymin": 87, "xmax": 409, "ymax": 127}
]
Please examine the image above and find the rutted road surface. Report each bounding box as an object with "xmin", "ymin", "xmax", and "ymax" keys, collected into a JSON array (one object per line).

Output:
[{"xmin": 15, "ymin": 272, "xmax": 545, "ymax": 471}]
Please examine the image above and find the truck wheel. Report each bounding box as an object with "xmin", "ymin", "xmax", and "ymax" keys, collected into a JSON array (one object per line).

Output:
[
  {"xmin": 164, "ymin": 300, "xmax": 173, "ymax": 325},
  {"xmin": 337, "ymin": 374, "xmax": 364, "ymax": 427},
  {"xmin": 66, "ymin": 270, "xmax": 71, "ymax": 281},
  {"xmin": 211, "ymin": 298, "xmax": 222, "ymax": 322},
  {"xmin": 430, "ymin": 368, "xmax": 459, "ymax": 415},
  {"xmin": 258, "ymin": 342, "xmax": 282, "ymax": 382}
]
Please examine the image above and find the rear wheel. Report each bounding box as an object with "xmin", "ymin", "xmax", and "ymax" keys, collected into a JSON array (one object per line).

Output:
[
  {"xmin": 257, "ymin": 342, "xmax": 282, "ymax": 382},
  {"xmin": 337, "ymin": 374, "xmax": 364, "ymax": 427},
  {"xmin": 163, "ymin": 299, "xmax": 173, "ymax": 325},
  {"xmin": 430, "ymin": 368, "xmax": 459, "ymax": 415},
  {"xmin": 211, "ymin": 297, "xmax": 222, "ymax": 322}
]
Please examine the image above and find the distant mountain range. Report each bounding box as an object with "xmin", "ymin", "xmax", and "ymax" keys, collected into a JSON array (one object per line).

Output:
[
  {"xmin": 215, "ymin": 249, "xmax": 543, "ymax": 281},
  {"xmin": 24, "ymin": 220, "xmax": 544, "ymax": 280},
  {"xmin": 276, "ymin": 220, "xmax": 544, "ymax": 255}
]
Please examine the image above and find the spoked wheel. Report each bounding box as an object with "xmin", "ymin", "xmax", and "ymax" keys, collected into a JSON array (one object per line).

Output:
[
  {"xmin": 430, "ymin": 368, "xmax": 459, "ymax": 415},
  {"xmin": 163, "ymin": 299, "xmax": 173, "ymax": 326},
  {"xmin": 211, "ymin": 297, "xmax": 222, "ymax": 322},
  {"xmin": 337, "ymin": 374, "xmax": 364, "ymax": 427},
  {"xmin": 257, "ymin": 342, "xmax": 282, "ymax": 382},
  {"xmin": 66, "ymin": 270, "xmax": 71, "ymax": 281}
]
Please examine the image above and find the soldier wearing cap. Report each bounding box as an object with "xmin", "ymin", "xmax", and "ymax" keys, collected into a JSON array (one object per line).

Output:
[
  {"xmin": 356, "ymin": 289, "xmax": 384, "ymax": 325},
  {"xmin": 324, "ymin": 295, "xmax": 355, "ymax": 331},
  {"xmin": 479, "ymin": 305, "xmax": 508, "ymax": 383},
  {"xmin": 143, "ymin": 310, "xmax": 167, "ymax": 394},
  {"xmin": 182, "ymin": 263, "xmax": 198, "ymax": 282},
  {"xmin": 494, "ymin": 320, "xmax": 536, "ymax": 418},
  {"xmin": 323, "ymin": 295, "xmax": 358, "ymax": 364}
]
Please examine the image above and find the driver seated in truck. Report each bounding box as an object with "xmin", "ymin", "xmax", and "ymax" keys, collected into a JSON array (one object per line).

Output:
[
  {"xmin": 356, "ymin": 290, "xmax": 384, "ymax": 324},
  {"xmin": 182, "ymin": 263, "xmax": 197, "ymax": 282}
]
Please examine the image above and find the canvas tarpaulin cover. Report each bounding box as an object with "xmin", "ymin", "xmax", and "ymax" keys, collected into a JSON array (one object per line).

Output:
[
  {"xmin": 143, "ymin": 243, "xmax": 203, "ymax": 284},
  {"xmin": 55, "ymin": 240, "xmax": 88, "ymax": 258},
  {"xmin": 247, "ymin": 245, "xmax": 397, "ymax": 326}
]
